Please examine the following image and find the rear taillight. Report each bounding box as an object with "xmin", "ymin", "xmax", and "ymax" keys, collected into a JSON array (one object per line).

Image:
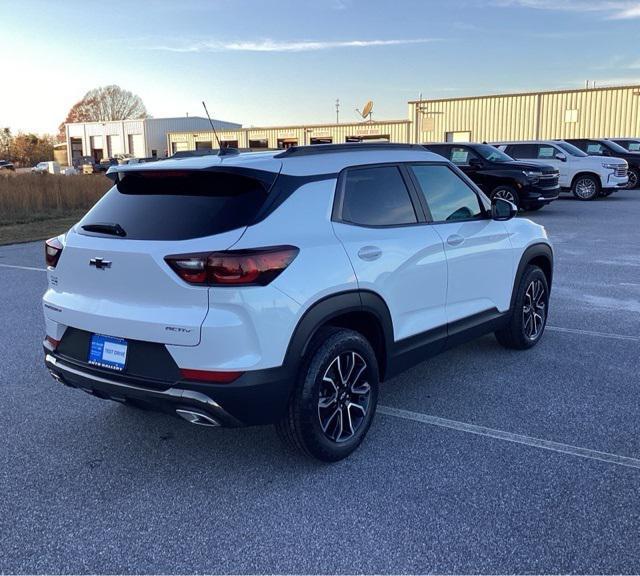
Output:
[
  {"xmin": 45, "ymin": 335, "xmax": 60, "ymax": 349},
  {"xmin": 165, "ymin": 246, "xmax": 299, "ymax": 286},
  {"xmin": 45, "ymin": 237, "xmax": 63, "ymax": 268}
]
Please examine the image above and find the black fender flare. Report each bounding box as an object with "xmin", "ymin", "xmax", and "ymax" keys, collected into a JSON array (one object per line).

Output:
[
  {"xmin": 510, "ymin": 243, "xmax": 554, "ymax": 310},
  {"xmin": 282, "ymin": 290, "xmax": 394, "ymax": 378}
]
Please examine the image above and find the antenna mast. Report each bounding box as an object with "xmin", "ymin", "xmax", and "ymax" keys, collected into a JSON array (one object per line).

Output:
[
  {"xmin": 202, "ymin": 101, "xmax": 222, "ymax": 149},
  {"xmin": 336, "ymin": 98, "xmax": 340, "ymax": 124}
]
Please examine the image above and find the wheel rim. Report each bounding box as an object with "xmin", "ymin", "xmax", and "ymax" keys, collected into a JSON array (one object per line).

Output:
[
  {"xmin": 318, "ymin": 352, "xmax": 371, "ymax": 443},
  {"xmin": 494, "ymin": 188, "xmax": 516, "ymax": 203},
  {"xmin": 627, "ymin": 170, "xmax": 638, "ymax": 189},
  {"xmin": 575, "ymin": 177, "xmax": 596, "ymax": 199},
  {"xmin": 522, "ymin": 279, "xmax": 547, "ymax": 341}
]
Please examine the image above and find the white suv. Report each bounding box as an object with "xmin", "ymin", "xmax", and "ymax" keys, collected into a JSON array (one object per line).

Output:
[
  {"xmin": 494, "ymin": 140, "xmax": 628, "ymax": 200},
  {"xmin": 43, "ymin": 144, "xmax": 553, "ymax": 461}
]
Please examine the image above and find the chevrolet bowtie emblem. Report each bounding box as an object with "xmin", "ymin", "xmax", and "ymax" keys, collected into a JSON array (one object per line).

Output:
[{"xmin": 89, "ymin": 258, "xmax": 112, "ymax": 270}]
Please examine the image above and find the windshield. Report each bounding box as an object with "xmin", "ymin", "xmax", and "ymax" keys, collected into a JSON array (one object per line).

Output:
[
  {"xmin": 555, "ymin": 141, "xmax": 588, "ymax": 157},
  {"xmin": 475, "ymin": 144, "xmax": 513, "ymax": 163},
  {"xmin": 604, "ymin": 140, "xmax": 630, "ymax": 154},
  {"xmin": 616, "ymin": 140, "xmax": 640, "ymax": 152}
]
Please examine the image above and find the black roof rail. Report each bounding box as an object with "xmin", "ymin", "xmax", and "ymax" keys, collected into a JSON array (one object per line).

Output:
[
  {"xmin": 273, "ymin": 142, "xmax": 427, "ymax": 158},
  {"xmin": 169, "ymin": 147, "xmax": 246, "ymax": 159}
]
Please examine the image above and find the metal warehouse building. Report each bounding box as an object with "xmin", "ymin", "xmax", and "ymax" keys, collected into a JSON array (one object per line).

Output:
[
  {"xmin": 410, "ymin": 84, "xmax": 640, "ymax": 144},
  {"xmin": 65, "ymin": 116, "xmax": 241, "ymax": 163},
  {"xmin": 164, "ymin": 84, "xmax": 639, "ymax": 154},
  {"xmin": 167, "ymin": 119, "xmax": 412, "ymax": 152}
]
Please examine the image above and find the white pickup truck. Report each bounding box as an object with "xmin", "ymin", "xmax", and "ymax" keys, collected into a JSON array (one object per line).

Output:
[{"xmin": 494, "ymin": 140, "xmax": 628, "ymax": 200}]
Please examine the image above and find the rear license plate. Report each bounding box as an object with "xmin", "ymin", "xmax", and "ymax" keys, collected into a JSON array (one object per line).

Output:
[{"xmin": 88, "ymin": 334, "xmax": 128, "ymax": 371}]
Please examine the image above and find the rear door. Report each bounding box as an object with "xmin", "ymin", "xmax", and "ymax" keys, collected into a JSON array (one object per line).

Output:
[
  {"xmin": 332, "ymin": 164, "xmax": 448, "ymax": 342},
  {"xmin": 43, "ymin": 169, "xmax": 274, "ymax": 346},
  {"xmin": 407, "ymin": 163, "xmax": 515, "ymax": 324}
]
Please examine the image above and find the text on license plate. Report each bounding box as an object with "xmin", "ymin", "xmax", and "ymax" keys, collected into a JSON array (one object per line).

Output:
[{"xmin": 88, "ymin": 334, "xmax": 128, "ymax": 371}]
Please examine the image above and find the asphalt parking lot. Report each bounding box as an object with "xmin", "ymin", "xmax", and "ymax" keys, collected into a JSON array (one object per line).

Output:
[{"xmin": 1, "ymin": 190, "xmax": 639, "ymax": 574}]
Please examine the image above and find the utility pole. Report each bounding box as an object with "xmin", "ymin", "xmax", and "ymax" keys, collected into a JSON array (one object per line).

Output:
[{"xmin": 335, "ymin": 98, "xmax": 340, "ymax": 124}]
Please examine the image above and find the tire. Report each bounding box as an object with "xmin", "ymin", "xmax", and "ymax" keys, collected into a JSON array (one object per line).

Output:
[
  {"xmin": 490, "ymin": 185, "xmax": 520, "ymax": 209},
  {"xmin": 276, "ymin": 327, "xmax": 379, "ymax": 462},
  {"xmin": 495, "ymin": 265, "xmax": 549, "ymax": 350},
  {"xmin": 572, "ymin": 174, "xmax": 600, "ymax": 200},
  {"xmin": 626, "ymin": 168, "xmax": 639, "ymax": 190}
]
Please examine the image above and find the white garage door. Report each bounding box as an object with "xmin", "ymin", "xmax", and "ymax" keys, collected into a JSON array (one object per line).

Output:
[
  {"xmin": 172, "ymin": 141, "xmax": 189, "ymax": 154},
  {"xmin": 128, "ymin": 134, "xmax": 145, "ymax": 157},
  {"xmin": 107, "ymin": 135, "xmax": 123, "ymax": 156}
]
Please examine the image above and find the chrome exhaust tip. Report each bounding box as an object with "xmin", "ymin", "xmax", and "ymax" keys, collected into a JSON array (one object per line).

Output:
[{"xmin": 176, "ymin": 409, "xmax": 220, "ymax": 427}]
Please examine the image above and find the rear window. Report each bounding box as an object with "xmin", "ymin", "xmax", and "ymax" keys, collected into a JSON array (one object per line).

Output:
[
  {"xmin": 340, "ymin": 166, "xmax": 417, "ymax": 226},
  {"xmin": 78, "ymin": 170, "xmax": 272, "ymax": 240}
]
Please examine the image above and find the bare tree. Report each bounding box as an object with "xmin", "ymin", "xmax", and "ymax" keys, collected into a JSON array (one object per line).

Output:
[{"xmin": 59, "ymin": 85, "xmax": 149, "ymax": 139}]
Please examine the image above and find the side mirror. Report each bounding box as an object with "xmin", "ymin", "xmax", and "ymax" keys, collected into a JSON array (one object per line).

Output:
[
  {"xmin": 468, "ymin": 157, "xmax": 483, "ymax": 169},
  {"xmin": 492, "ymin": 197, "xmax": 517, "ymax": 221},
  {"xmin": 555, "ymin": 153, "xmax": 567, "ymax": 162}
]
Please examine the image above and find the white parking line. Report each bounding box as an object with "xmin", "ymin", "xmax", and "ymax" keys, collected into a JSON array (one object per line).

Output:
[
  {"xmin": 378, "ymin": 405, "xmax": 640, "ymax": 470},
  {"xmin": 0, "ymin": 263, "xmax": 46, "ymax": 272},
  {"xmin": 547, "ymin": 325, "xmax": 640, "ymax": 343}
]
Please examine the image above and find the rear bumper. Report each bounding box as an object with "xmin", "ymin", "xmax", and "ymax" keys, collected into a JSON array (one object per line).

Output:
[{"xmin": 44, "ymin": 348, "xmax": 293, "ymax": 427}]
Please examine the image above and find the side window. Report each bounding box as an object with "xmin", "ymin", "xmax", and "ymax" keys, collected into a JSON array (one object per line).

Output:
[
  {"xmin": 449, "ymin": 146, "xmax": 478, "ymax": 166},
  {"xmin": 586, "ymin": 142, "xmax": 605, "ymax": 155},
  {"xmin": 410, "ymin": 164, "xmax": 484, "ymax": 223},
  {"xmin": 341, "ymin": 166, "xmax": 417, "ymax": 226},
  {"xmin": 425, "ymin": 146, "xmax": 450, "ymax": 161},
  {"xmin": 507, "ymin": 144, "xmax": 536, "ymax": 159},
  {"xmin": 537, "ymin": 144, "xmax": 557, "ymax": 159}
]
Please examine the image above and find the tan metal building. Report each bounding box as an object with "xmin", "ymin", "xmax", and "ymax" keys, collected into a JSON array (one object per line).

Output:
[
  {"xmin": 409, "ymin": 84, "xmax": 640, "ymax": 144},
  {"xmin": 167, "ymin": 119, "xmax": 412, "ymax": 153},
  {"xmin": 166, "ymin": 84, "xmax": 640, "ymax": 154}
]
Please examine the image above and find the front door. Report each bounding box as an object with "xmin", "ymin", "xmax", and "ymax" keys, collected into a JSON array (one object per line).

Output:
[
  {"xmin": 535, "ymin": 143, "xmax": 569, "ymax": 187},
  {"xmin": 407, "ymin": 163, "xmax": 515, "ymax": 325},
  {"xmin": 332, "ymin": 164, "xmax": 448, "ymax": 343}
]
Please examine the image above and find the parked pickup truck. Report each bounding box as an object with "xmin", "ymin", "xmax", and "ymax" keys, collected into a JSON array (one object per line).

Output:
[{"xmin": 423, "ymin": 142, "xmax": 559, "ymax": 211}]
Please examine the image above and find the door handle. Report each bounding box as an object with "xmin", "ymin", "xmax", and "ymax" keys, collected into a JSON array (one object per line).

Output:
[
  {"xmin": 357, "ymin": 246, "xmax": 382, "ymax": 261},
  {"xmin": 446, "ymin": 234, "xmax": 465, "ymax": 247}
]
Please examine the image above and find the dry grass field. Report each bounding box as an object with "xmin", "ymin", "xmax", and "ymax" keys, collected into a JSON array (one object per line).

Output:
[{"xmin": 0, "ymin": 173, "xmax": 110, "ymax": 244}]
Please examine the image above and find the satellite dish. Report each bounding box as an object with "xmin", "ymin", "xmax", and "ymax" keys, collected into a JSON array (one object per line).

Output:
[{"xmin": 362, "ymin": 100, "xmax": 373, "ymax": 118}]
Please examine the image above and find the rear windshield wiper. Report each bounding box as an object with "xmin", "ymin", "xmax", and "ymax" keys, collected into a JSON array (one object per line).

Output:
[{"xmin": 81, "ymin": 222, "xmax": 127, "ymax": 237}]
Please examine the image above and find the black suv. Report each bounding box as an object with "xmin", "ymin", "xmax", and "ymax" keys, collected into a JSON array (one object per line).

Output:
[
  {"xmin": 566, "ymin": 139, "xmax": 640, "ymax": 190},
  {"xmin": 423, "ymin": 143, "xmax": 559, "ymax": 211}
]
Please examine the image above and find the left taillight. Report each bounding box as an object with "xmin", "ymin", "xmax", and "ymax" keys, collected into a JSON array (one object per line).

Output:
[
  {"xmin": 165, "ymin": 246, "xmax": 299, "ymax": 287},
  {"xmin": 45, "ymin": 237, "xmax": 63, "ymax": 268}
]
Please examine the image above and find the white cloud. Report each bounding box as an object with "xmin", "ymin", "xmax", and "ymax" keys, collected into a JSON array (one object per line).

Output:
[
  {"xmin": 150, "ymin": 38, "xmax": 439, "ymax": 53},
  {"xmin": 492, "ymin": 0, "xmax": 640, "ymax": 19}
]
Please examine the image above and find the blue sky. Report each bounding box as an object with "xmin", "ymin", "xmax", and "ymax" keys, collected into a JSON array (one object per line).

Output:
[{"xmin": 1, "ymin": 0, "xmax": 639, "ymax": 134}]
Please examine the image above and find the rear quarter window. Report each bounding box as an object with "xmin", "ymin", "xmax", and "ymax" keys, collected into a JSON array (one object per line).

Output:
[{"xmin": 78, "ymin": 170, "xmax": 272, "ymax": 240}]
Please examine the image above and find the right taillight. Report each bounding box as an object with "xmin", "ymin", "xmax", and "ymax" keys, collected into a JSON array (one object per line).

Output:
[
  {"xmin": 45, "ymin": 237, "xmax": 63, "ymax": 268},
  {"xmin": 165, "ymin": 246, "xmax": 299, "ymax": 287}
]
